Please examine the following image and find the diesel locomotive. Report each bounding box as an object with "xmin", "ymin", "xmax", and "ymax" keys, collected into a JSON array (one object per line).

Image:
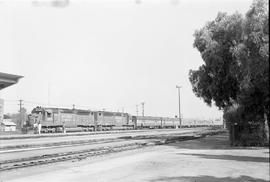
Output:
[
  {"xmin": 29, "ymin": 106, "xmax": 136, "ymax": 132},
  {"xmin": 28, "ymin": 106, "xmax": 221, "ymax": 133}
]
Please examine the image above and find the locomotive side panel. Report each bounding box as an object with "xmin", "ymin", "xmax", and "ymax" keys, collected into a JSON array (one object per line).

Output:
[
  {"xmin": 76, "ymin": 113, "xmax": 89, "ymax": 126},
  {"xmin": 162, "ymin": 117, "xmax": 177, "ymax": 128},
  {"xmin": 125, "ymin": 114, "xmax": 135, "ymax": 127},
  {"xmin": 103, "ymin": 116, "xmax": 115, "ymax": 126},
  {"xmin": 97, "ymin": 111, "xmax": 129, "ymax": 127},
  {"xmin": 103, "ymin": 112, "xmax": 116, "ymax": 126},
  {"xmin": 60, "ymin": 112, "xmax": 75, "ymax": 128},
  {"xmin": 114, "ymin": 115, "xmax": 128, "ymax": 126},
  {"xmin": 132, "ymin": 116, "xmax": 137, "ymax": 128},
  {"xmin": 75, "ymin": 110, "xmax": 95, "ymax": 127},
  {"xmin": 96, "ymin": 112, "xmax": 104, "ymax": 125},
  {"xmin": 89, "ymin": 112, "xmax": 95, "ymax": 126},
  {"xmin": 136, "ymin": 116, "xmax": 162, "ymax": 128}
]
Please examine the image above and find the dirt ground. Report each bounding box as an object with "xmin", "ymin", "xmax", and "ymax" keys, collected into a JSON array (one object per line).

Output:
[{"xmin": 1, "ymin": 133, "xmax": 269, "ymax": 182}]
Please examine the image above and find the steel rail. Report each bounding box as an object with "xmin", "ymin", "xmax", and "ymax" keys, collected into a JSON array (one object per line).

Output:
[
  {"xmin": 0, "ymin": 129, "xmax": 226, "ymax": 171},
  {"xmin": 0, "ymin": 142, "xmax": 149, "ymax": 171}
]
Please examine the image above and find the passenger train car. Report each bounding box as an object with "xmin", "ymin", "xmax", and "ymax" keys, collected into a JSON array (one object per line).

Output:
[
  {"xmin": 136, "ymin": 116, "xmax": 218, "ymax": 129},
  {"xmin": 29, "ymin": 106, "xmax": 222, "ymax": 133}
]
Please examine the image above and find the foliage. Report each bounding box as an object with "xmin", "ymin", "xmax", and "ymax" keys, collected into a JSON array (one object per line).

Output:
[
  {"xmin": 189, "ymin": 0, "xmax": 269, "ymax": 145},
  {"xmin": 190, "ymin": 11, "xmax": 243, "ymax": 109},
  {"xmin": 9, "ymin": 107, "xmax": 28, "ymax": 129},
  {"xmin": 189, "ymin": 0, "xmax": 269, "ymax": 122}
]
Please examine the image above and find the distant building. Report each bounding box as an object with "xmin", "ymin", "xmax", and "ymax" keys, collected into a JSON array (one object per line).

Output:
[{"xmin": 0, "ymin": 119, "xmax": 16, "ymax": 132}]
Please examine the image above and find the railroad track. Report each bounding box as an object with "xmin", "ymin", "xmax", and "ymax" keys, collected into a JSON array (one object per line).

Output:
[
  {"xmin": 0, "ymin": 130, "xmax": 199, "ymax": 151},
  {"xmin": 0, "ymin": 141, "xmax": 150, "ymax": 171},
  {"xmin": 0, "ymin": 138, "xmax": 128, "ymax": 152},
  {"xmin": 0, "ymin": 134, "xmax": 204, "ymax": 171},
  {"xmin": 0, "ymin": 129, "xmax": 226, "ymax": 171},
  {"xmin": 0, "ymin": 128, "xmax": 194, "ymax": 140},
  {"xmin": 0, "ymin": 129, "xmax": 198, "ymax": 150}
]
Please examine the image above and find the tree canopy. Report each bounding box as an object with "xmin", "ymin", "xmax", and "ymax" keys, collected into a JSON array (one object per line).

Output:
[{"xmin": 189, "ymin": 0, "xmax": 269, "ymax": 124}]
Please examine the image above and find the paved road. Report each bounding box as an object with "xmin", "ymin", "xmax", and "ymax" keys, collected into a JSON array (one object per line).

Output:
[{"xmin": 1, "ymin": 133, "xmax": 268, "ymax": 182}]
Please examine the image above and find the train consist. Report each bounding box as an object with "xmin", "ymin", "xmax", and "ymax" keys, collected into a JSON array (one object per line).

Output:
[{"xmin": 28, "ymin": 106, "xmax": 222, "ymax": 133}]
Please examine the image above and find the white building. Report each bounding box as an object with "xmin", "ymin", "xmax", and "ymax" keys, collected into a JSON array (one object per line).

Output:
[{"xmin": 0, "ymin": 119, "xmax": 16, "ymax": 132}]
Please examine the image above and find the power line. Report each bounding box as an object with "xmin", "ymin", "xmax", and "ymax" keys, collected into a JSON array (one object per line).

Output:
[
  {"xmin": 48, "ymin": 82, "xmax": 50, "ymax": 105},
  {"xmin": 3, "ymin": 99, "xmax": 18, "ymax": 102}
]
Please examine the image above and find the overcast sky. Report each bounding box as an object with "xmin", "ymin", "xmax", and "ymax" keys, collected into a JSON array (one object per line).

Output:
[{"xmin": 0, "ymin": 0, "xmax": 252, "ymax": 118}]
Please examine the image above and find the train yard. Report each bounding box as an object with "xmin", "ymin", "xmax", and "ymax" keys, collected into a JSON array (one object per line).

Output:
[{"xmin": 0, "ymin": 127, "xmax": 225, "ymax": 172}]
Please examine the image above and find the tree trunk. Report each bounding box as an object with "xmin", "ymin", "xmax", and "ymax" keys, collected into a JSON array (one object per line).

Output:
[{"xmin": 264, "ymin": 113, "xmax": 269, "ymax": 145}]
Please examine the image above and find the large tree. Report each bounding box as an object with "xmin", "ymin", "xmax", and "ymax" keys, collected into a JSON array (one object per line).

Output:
[{"xmin": 189, "ymin": 0, "xmax": 269, "ymax": 142}]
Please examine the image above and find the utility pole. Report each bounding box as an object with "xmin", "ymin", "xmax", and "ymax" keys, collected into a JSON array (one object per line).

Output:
[
  {"xmin": 176, "ymin": 85, "xmax": 182, "ymax": 128},
  {"xmin": 141, "ymin": 102, "xmax": 145, "ymax": 117},
  {"xmin": 121, "ymin": 107, "xmax": 125, "ymax": 124},
  {"xmin": 136, "ymin": 105, "xmax": 139, "ymax": 117},
  {"xmin": 72, "ymin": 104, "xmax": 75, "ymax": 110},
  {"xmin": 48, "ymin": 82, "xmax": 50, "ymax": 106},
  {"xmin": 18, "ymin": 100, "xmax": 24, "ymax": 128}
]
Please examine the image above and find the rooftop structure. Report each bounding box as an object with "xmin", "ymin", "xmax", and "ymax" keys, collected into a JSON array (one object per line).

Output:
[
  {"xmin": 0, "ymin": 119, "xmax": 16, "ymax": 132},
  {"xmin": 0, "ymin": 72, "xmax": 23, "ymax": 90},
  {"xmin": 0, "ymin": 72, "xmax": 23, "ymax": 124}
]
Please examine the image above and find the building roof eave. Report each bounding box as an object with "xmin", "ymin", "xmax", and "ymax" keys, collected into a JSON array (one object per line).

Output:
[{"xmin": 0, "ymin": 72, "xmax": 23, "ymax": 90}]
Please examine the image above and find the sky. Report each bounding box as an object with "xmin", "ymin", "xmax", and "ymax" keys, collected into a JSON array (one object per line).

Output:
[{"xmin": 0, "ymin": 0, "xmax": 252, "ymax": 119}]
